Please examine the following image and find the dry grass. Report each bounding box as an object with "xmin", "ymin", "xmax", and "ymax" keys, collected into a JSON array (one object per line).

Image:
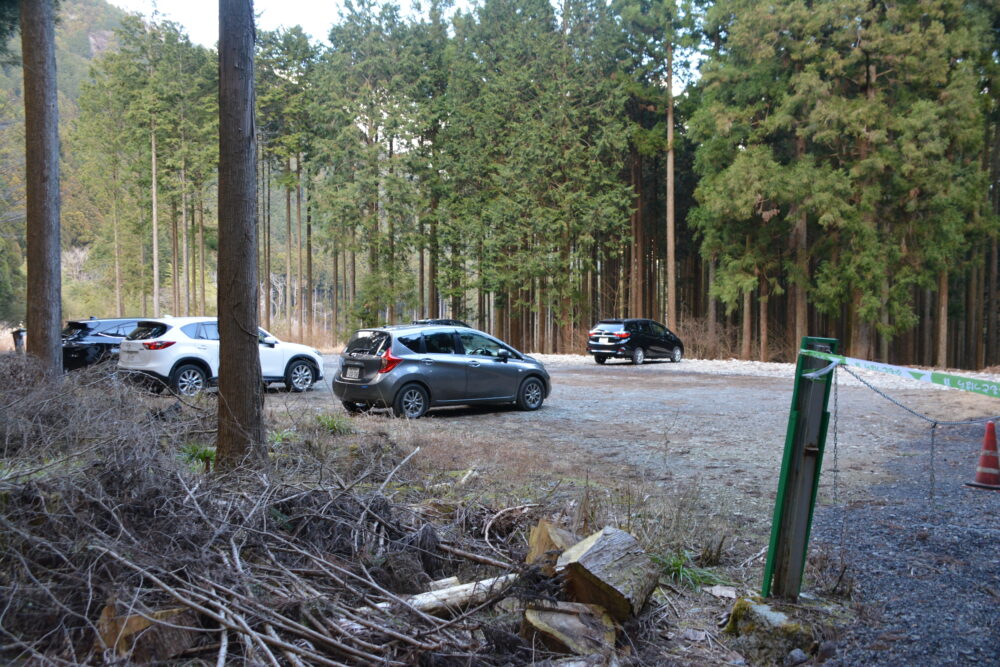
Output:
[
  {"xmin": 0, "ymin": 356, "xmax": 547, "ymax": 664},
  {"xmin": 0, "ymin": 353, "xmax": 781, "ymax": 665}
]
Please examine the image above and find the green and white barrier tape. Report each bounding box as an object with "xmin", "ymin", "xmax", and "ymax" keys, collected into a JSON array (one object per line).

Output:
[{"xmin": 800, "ymin": 349, "xmax": 1000, "ymax": 400}]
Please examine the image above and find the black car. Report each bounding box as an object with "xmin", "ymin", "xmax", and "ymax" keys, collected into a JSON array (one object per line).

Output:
[
  {"xmin": 62, "ymin": 318, "xmax": 140, "ymax": 370},
  {"xmin": 586, "ymin": 318, "xmax": 683, "ymax": 365}
]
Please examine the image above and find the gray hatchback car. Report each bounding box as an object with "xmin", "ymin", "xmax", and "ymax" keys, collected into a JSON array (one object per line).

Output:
[{"xmin": 332, "ymin": 324, "xmax": 551, "ymax": 418}]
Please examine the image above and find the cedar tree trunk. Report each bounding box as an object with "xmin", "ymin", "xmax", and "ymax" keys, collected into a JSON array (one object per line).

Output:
[
  {"xmin": 216, "ymin": 0, "xmax": 265, "ymax": 470},
  {"xmin": 21, "ymin": 0, "xmax": 62, "ymax": 376}
]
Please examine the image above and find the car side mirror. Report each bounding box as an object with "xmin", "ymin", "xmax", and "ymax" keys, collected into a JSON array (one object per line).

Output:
[
  {"xmin": 498, "ymin": 349, "xmax": 510, "ymax": 362},
  {"xmin": 261, "ymin": 335, "xmax": 277, "ymax": 348}
]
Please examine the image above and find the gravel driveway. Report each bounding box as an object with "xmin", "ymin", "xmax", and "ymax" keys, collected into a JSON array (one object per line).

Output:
[{"xmin": 308, "ymin": 352, "xmax": 1000, "ymax": 663}]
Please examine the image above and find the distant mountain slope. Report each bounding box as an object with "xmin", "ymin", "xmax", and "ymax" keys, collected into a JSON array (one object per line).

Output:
[{"xmin": 0, "ymin": 0, "xmax": 128, "ymax": 102}]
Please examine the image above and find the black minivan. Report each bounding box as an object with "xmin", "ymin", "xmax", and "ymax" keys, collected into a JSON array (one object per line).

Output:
[{"xmin": 586, "ymin": 318, "xmax": 684, "ymax": 365}]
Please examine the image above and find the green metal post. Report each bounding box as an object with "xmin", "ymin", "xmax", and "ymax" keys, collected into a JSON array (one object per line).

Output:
[{"xmin": 761, "ymin": 336, "xmax": 838, "ymax": 599}]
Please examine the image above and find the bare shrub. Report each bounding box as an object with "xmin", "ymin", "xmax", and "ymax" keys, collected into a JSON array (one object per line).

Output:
[
  {"xmin": 0, "ymin": 360, "xmax": 536, "ymax": 664},
  {"xmin": 0, "ymin": 356, "xmax": 209, "ymax": 461},
  {"xmin": 676, "ymin": 315, "xmax": 741, "ymax": 360}
]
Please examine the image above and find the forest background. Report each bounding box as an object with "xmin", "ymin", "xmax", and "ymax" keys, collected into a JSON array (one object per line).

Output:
[{"xmin": 0, "ymin": 0, "xmax": 998, "ymax": 368}]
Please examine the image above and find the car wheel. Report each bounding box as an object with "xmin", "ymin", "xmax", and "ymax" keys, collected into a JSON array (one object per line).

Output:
[
  {"xmin": 671, "ymin": 346, "xmax": 683, "ymax": 363},
  {"xmin": 594, "ymin": 355, "xmax": 608, "ymax": 365},
  {"xmin": 516, "ymin": 377, "xmax": 545, "ymax": 411},
  {"xmin": 284, "ymin": 359, "xmax": 315, "ymax": 392},
  {"xmin": 171, "ymin": 364, "xmax": 207, "ymax": 397},
  {"xmin": 631, "ymin": 347, "xmax": 646, "ymax": 365},
  {"xmin": 393, "ymin": 384, "xmax": 429, "ymax": 419}
]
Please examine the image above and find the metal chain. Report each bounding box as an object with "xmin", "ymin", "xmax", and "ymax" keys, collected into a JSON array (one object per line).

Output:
[
  {"xmin": 839, "ymin": 365, "xmax": 1000, "ymax": 427},
  {"xmin": 836, "ymin": 365, "xmax": 995, "ymax": 502},
  {"xmin": 832, "ymin": 366, "xmax": 840, "ymax": 505},
  {"xmin": 929, "ymin": 422, "xmax": 937, "ymax": 502},
  {"xmin": 832, "ymin": 367, "xmax": 849, "ymax": 564}
]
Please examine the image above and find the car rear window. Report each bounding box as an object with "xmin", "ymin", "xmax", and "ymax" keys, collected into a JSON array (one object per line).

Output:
[
  {"xmin": 61, "ymin": 322, "xmax": 91, "ymax": 337},
  {"xmin": 397, "ymin": 334, "xmax": 422, "ymax": 353},
  {"xmin": 345, "ymin": 330, "xmax": 390, "ymax": 356},
  {"xmin": 96, "ymin": 322, "xmax": 135, "ymax": 336},
  {"xmin": 425, "ymin": 331, "xmax": 457, "ymax": 354},
  {"xmin": 127, "ymin": 322, "xmax": 170, "ymax": 340},
  {"xmin": 592, "ymin": 322, "xmax": 624, "ymax": 333}
]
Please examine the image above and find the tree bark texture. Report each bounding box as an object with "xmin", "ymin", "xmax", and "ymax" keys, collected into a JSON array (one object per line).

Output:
[
  {"xmin": 937, "ymin": 270, "xmax": 948, "ymax": 368},
  {"xmin": 216, "ymin": 0, "xmax": 265, "ymax": 470},
  {"xmin": 666, "ymin": 44, "xmax": 676, "ymax": 328},
  {"xmin": 21, "ymin": 0, "xmax": 62, "ymax": 375},
  {"xmin": 285, "ymin": 160, "xmax": 292, "ymax": 332},
  {"xmin": 741, "ymin": 288, "xmax": 751, "ymax": 360},
  {"xmin": 151, "ymin": 127, "xmax": 160, "ymax": 315}
]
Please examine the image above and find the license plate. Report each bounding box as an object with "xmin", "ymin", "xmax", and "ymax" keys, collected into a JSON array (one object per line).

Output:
[
  {"xmin": 600, "ymin": 337, "xmax": 610, "ymax": 344},
  {"xmin": 344, "ymin": 366, "xmax": 360, "ymax": 379}
]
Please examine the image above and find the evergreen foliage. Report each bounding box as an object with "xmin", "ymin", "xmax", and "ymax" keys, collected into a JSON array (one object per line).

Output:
[{"xmin": 3, "ymin": 0, "xmax": 999, "ymax": 367}]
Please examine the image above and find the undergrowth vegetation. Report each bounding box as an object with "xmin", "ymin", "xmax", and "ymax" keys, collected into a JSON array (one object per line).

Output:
[{"xmin": 0, "ymin": 355, "xmax": 755, "ymax": 664}]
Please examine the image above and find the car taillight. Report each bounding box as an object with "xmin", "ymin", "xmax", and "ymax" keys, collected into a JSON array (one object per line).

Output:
[
  {"xmin": 379, "ymin": 349, "xmax": 402, "ymax": 373},
  {"xmin": 142, "ymin": 341, "xmax": 175, "ymax": 350},
  {"xmin": 614, "ymin": 332, "xmax": 630, "ymax": 339}
]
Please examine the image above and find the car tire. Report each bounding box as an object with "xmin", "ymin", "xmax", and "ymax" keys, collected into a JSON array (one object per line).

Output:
[
  {"xmin": 393, "ymin": 384, "xmax": 429, "ymax": 419},
  {"xmin": 516, "ymin": 377, "xmax": 545, "ymax": 411},
  {"xmin": 671, "ymin": 346, "xmax": 683, "ymax": 363},
  {"xmin": 284, "ymin": 359, "xmax": 315, "ymax": 392},
  {"xmin": 631, "ymin": 347, "xmax": 646, "ymax": 365},
  {"xmin": 594, "ymin": 355, "xmax": 608, "ymax": 365},
  {"xmin": 170, "ymin": 364, "xmax": 207, "ymax": 397}
]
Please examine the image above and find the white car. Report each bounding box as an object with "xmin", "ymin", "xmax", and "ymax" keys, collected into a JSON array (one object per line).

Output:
[{"xmin": 118, "ymin": 317, "xmax": 324, "ymax": 396}]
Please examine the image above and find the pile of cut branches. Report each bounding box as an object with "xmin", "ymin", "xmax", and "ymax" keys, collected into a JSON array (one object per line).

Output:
[{"xmin": 0, "ymin": 357, "xmax": 544, "ymax": 665}]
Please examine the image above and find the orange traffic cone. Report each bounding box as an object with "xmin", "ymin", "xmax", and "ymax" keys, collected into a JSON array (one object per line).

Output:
[{"xmin": 966, "ymin": 421, "xmax": 1000, "ymax": 490}]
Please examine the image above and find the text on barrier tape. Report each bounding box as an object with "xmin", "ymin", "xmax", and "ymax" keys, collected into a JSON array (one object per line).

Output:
[{"xmin": 799, "ymin": 349, "xmax": 1000, "ymax": 400}]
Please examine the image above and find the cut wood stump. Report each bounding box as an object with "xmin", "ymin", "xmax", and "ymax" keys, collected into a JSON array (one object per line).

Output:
[
  {"xmin": 526, "ymin": 519, "xmax": 579, "ymax": 575},
  {"xmin": 556, "ymin": 526, "xmax": 659, "ymax": 622},
  {"xmin": 94, "ymin": 604, "xmax": 199, "ymax": 661},
  {"xmin": 522, "ymin": 600, "xmax": 618, "ymax": 656}
]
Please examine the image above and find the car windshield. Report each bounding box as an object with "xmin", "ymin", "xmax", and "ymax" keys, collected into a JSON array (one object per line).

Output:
[
  {"xmin": 592, "ymin": 322, "xmax": 624, "ymax": 333},
  {"xmin": 345, "ymin": 330, "xmax": 390, "ymax": 356},
  {"xmin": 127, "ymin": 322, "xmax": 170, "ymax": 340}
]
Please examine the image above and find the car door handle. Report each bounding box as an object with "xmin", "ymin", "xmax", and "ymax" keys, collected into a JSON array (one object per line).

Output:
[
  {"xmin": 421, "ymin": 358, "xmax": 434, "ymax": 365},
  {"xmin": 468, "ymin": 361, "xmax": 481, "ymax": 368}
]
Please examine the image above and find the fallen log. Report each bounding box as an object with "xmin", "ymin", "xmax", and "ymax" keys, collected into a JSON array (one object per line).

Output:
[
  {"xmin": 556, "ymin": 527, "xmax": 659, "ymax": 622},
  {"xmin": 427, "ymin": 576, "xmax": 460, "ymax": 591},
  {"xmin": 352, "ymin": 573, "xmax": 518, "ymax": 619}
]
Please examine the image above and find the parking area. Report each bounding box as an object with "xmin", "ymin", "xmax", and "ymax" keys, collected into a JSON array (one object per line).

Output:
[{"xmin": 293, "ymin": 353, "xmax": 999, "ymax": 527}]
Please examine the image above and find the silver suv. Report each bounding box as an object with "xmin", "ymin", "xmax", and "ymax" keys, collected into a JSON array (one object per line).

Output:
[{"xmin": 333, "ymin": 324, "xmax": 550, "ymax": 418}]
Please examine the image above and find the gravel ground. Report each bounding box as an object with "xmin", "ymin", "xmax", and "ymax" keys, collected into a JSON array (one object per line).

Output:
[
  {"xmin": 313, "ymin": 352, "xmax": 1000, "ymax": 664},
  {"xmin": 811, "ymin": 420, "xmax": 1000, "ymax": 666}
]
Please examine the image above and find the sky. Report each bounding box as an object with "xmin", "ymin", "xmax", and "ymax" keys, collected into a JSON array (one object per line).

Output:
[{"xmin": 106, "ymin": 1, "xmax": 345, "ymax": 47}]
